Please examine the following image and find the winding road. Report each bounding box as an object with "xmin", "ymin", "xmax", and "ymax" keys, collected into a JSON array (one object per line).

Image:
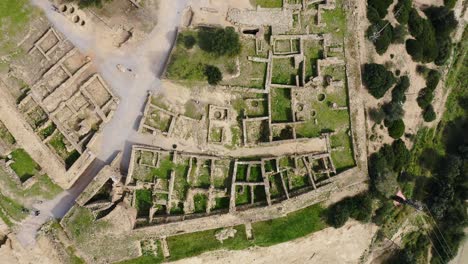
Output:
[{"xmin": 15, "ymin": 0, "xmax": 189, "ymax": 247}]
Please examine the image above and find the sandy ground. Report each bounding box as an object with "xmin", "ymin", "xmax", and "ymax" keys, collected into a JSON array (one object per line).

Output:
[
  {"xmin": 172, "ymin": 220, "xmax": 378, "ymax": 264},
  {"xmin": 188, "ymin": 0, "xmax": 253, "ymax": 27}
]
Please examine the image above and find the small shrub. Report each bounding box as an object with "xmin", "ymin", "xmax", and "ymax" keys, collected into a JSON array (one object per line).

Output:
[
  {"xmin": 183, "ymin": 35, "xmax": 196, "ymax": 49},
  {"xmin": 423, "ymin": 105, "xmax": 436, "ymax": 122},
  {"xmin": 362, "ymin": 63, "xmax": 396, "ymax": 99},
  {"xmin": 204, "ymin": 65, "xmax": 222, "ymax": 85},
  {"xmin": 388, "ymin": 119, "xmax": 405, "ymax": 139}
]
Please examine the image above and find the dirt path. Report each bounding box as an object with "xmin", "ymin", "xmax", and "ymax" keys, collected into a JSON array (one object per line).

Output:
[{"xmin": 172, "ymin": 220, "xmax": 378, "ymax": 264}]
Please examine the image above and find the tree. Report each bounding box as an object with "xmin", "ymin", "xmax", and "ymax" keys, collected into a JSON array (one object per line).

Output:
[
  {"xmin": 367, "ymin": 6, "xmax": 381, "ymax": 23},
  {"xmin": 198, "ymin": 27, "xmax": 241, "ymax": 57},
  {"xmin": 405, "ymin": 39, "xmax": 423, "ymax": 61},
  {"xmin": 435, "ymin": 37, "xmax": 452, "ymax": 65},
  {"xmin": 392, "ymin": 139, "xmax": 410, "ymax": 171},
  {"xmin": 394, "ymin": 0, "xmax": 412, "ymax": 25},
  {"xmin": 368, "ymin": 0, "xmax": 394, "ymax": 18},
  {"xmin": 417, "ymin": 88, "xmax": 434, "ymax": 109},
  {"xmin": 327, "ymin": 201, "xmax": 350, "ymax": 228},
  {"xmin": 204, "ymin": 65, "xmax": 222, "ymax": 85},
  {"xmin": 423, "ymin": 105, "xmax": 437, "ymax": 122},
  {"xmin": 362, "ymin": 63, "xmax": 396, "ymax": 99},
  {"xmin": 426, "ymin": 69, "xmax": 441, "ymax": 91},
  {"xmin": 408, "ymin": 9, "xmax": 425, "ymax": 38},
  {"xmin": 388, "ymin": 119, "xmax": 405, "ymax": 139},
  {"xmin": 367, "ymin": 20, "xmax": 393, "ymax": 54},
  {"xmin": 424, "ymin": 6, "xmax": 458, "ymax": 37},
  {"xmin": 374, "ymin": 169, "xmax": 399, "ymax": 197}
]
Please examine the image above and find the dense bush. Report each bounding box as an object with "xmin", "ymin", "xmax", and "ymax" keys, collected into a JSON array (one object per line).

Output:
[
  {"xmin": 368, "ymin": 0, "xmax": 394, "ymax": 19},
  {"xmin": 393, "ymin": 0, "xmax": 412, "ymax": 25},
  {"xmin": 392, "ymin": 76, "xmax": 410, "ymax": 103},
  {"xmin": 423, "ymin": 105, "xmax": 437, "ymax": 122},
  {"xmin": 327, "ymin": 194, "xmax": 373, "ymax": 228},
  {"xmin": 388, "ymin": 119, "xmax": 405, "ymax": 139},
  {"xmin": 198, "ymin": 27, "xmax": 241, "ymax": 57},
  {"xmin": 204, "ymin": 65, "xmax": 222, "ymax": 85},
  {"xmin": 417, "ymin": 88, "xmax": 434, "ymax": 109},
  {"xmin": 392, "ymin": 139, "xmax": 411, "ymax": 171},
  {"xmin": 362, "ymin": 63, "xmax": 396, "ymax": 98}
]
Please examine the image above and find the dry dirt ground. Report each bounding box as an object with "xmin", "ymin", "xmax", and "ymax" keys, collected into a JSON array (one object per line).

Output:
[{"xmin": 172, "ymin": 220, "xmax": 378, "ymax": 264}]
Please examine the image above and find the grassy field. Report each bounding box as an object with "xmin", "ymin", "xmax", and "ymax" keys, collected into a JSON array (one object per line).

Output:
[
  {"xmin": 166, "ymin": 30, "xmax": 237, "ymax": 84},
  {"xmin": 271, "ymin": 88, "xmax": 293, "ymax": 122},
  {"xmin": 0, "ymin": 191, "xmax": 28, "ymax": 225},
  {"xmin": 0, "ymin": 0, "xmax": 34, "ymax": 57},
  {"xmin": 271, "ymin": 58, "xmax": 299, "ymax": 85},
  {"xmin": 295, "ymin": 92, "xmax": 350, "ymax": 138},
  {"xmin": 330, "ymin": 131, "xmax": 355, "ymax": 172},
  {"xmin": 63, "ymin": 206, "xmax": 110, "ymax": 243},
  {"xmin": 135, "ymin": 189, "xmax": 153, "ymax": 217},
  {"xmin": 9, "ymin": 148, "xmax": 39, "ymax": 182},
  {"xmin": 303, "ymin": 40, "xmax": 323, "ymax": 81}
]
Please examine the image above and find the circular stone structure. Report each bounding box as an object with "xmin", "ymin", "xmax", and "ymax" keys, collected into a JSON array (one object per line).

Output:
[{"xmin": 317, "ymin": 93, "xmax": 326, "ymax": 102}]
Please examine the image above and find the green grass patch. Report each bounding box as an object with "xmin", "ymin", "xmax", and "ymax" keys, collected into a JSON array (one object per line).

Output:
[
  {"xmin": 236, "ymin": 164, "xmax": 248, "ymax": 181},
  {"xmin": 235, "ymin": 186, "xmax": 250, "ymax": 205},
  {"xmin": 271, "ymin": 88, "xmax": 293, "ymax": 122},
  {"xmin": 250, "ymin": 0, "xmax": 283, "ymax": 8},
  {"xmin": 0, "ymin": 0, "xmax": 34, "ymax": 55},
  {"xmin": 63, "ymin": 206, "xmax": 109, "ymax": 243},
  {"xmin": 249, "ymin": 165, "xmax": 263, "ymax": 182},
  {"xmin": 167, "ymin": 225, "xmax": 249, "ymax": 261},
  {"xmin": 9, "ymin": 148, "xmax": 39, "ymax": 182},
  {"xmin": 303, "ymin": 40, "xmax": 323, "ymax": 81},
  {"xmin": 330, "ymin": 131, "xmax": 355, "ymax": 171},
  {"xmin": 0, "ymin": 192, "xmax": 28, "ymax": 223},
  {"xmin": 296, "ymin": 93, "xmax": 350, "ymax": 138},
  {"xmin": 252, "ymin": 203, "xmax": 326, "ymax": 246},
  {"xmin": 194, "ymin": 194, "xmax": 208, "ymax": 213},
  {"xmin": 271, "ymin": 58, "xmax": 299, "ymax": 85}
]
